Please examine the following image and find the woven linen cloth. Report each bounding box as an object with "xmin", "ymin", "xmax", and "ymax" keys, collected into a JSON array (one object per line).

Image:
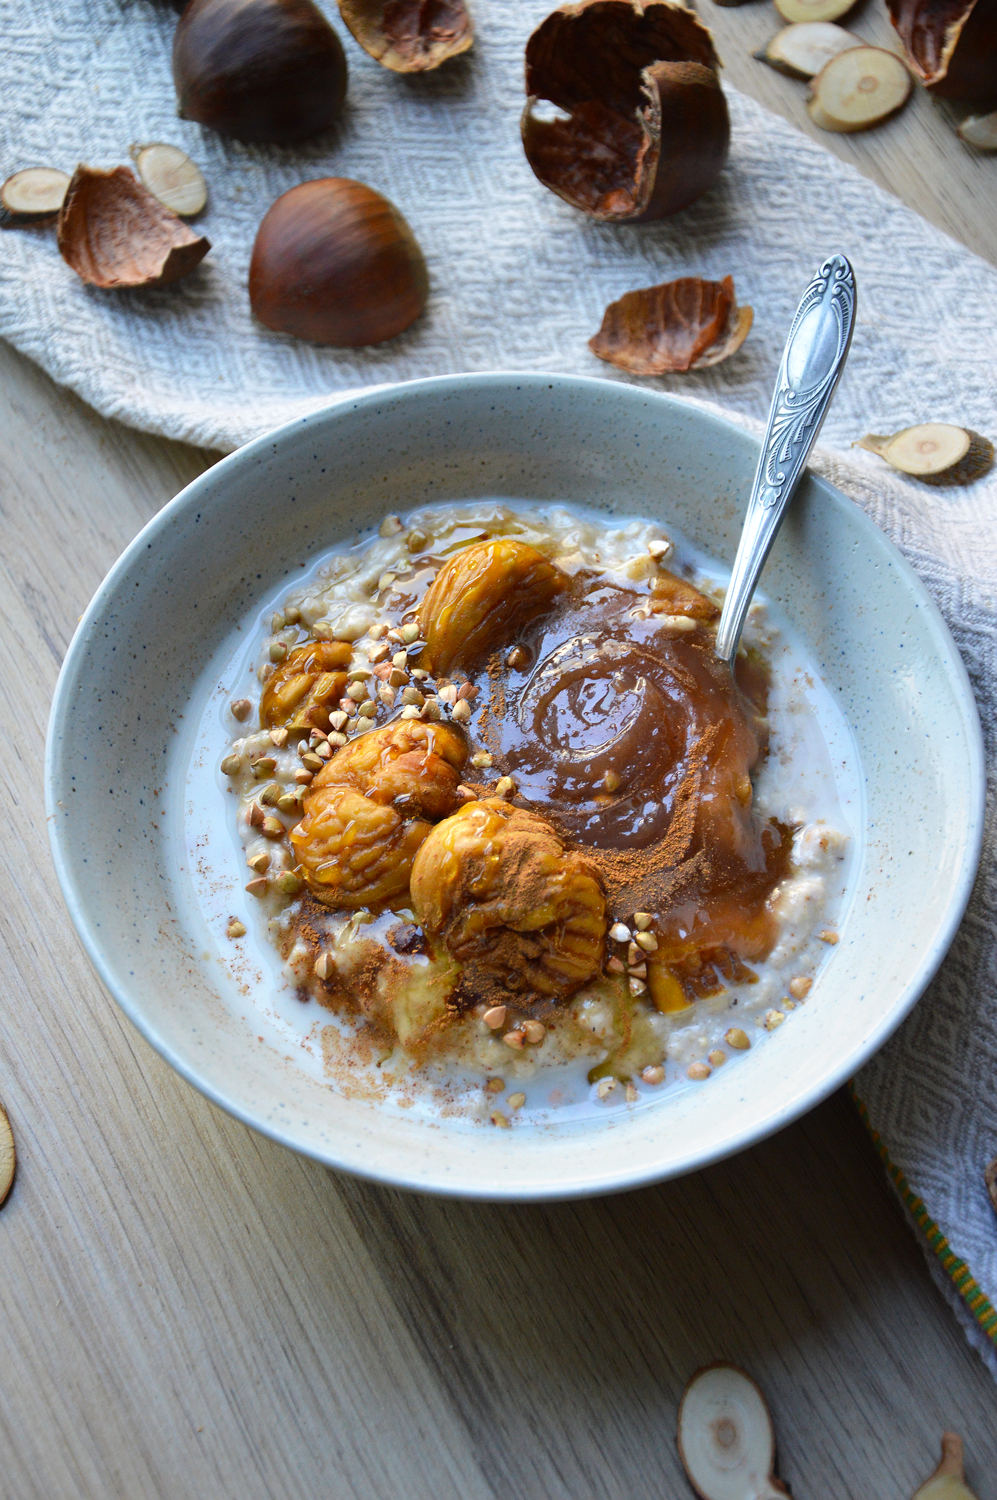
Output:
[{"xmin": 3, "ymin": 0, "xmax": 997, "ymax": 1372}]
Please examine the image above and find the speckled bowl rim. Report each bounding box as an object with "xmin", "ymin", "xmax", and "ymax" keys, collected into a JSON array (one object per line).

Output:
[{"xmin": 45, "ymin": 373, "xmax": 986, "ymax": 1200}]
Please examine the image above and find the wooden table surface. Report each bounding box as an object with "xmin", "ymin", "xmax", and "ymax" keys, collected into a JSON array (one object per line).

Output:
[{"xmin": 2, "ymin": 8, "xmax": 996, "ymax": 1496}]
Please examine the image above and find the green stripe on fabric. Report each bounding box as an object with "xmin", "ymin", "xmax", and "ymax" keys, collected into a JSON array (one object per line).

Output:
[{"xmin": 850, "ymin": 1084, "xmax": 997, "ymax": 1349}]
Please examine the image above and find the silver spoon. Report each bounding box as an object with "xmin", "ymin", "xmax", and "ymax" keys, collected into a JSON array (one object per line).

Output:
[{"xmin": 714, "ymin": 253, "xmax": 857, "ymax": 673}]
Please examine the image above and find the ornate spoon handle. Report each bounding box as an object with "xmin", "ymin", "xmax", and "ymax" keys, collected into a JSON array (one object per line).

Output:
[{"xmin": 714, "ymin": 253, "xmax": 857, "ymax": 669}]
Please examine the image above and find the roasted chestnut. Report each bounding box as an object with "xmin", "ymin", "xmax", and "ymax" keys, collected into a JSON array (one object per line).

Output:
[
  {"xmin": 522, "ymin": 0, "xmax": 730, "ymax": 223},
  {"xmin": 249, "ymin": 178, "xmax": 428, "ymax": 346},
  {"xmin": 173, "ymin": 0, "xmax": 348, "ymax": 144}
]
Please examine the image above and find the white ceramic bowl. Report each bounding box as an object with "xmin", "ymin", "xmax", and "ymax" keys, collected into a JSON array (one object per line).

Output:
[{"xmin": 46, "ymin": 374, "xmax": 984, "ymax": 1200}]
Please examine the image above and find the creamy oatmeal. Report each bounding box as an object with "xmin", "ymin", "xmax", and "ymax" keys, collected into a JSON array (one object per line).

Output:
[{"xmin": 192, "ymin": 501, "xmax": 856, "ymax": 1125}]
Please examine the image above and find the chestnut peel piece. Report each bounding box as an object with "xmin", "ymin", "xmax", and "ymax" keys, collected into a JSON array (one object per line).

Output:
[
  {"xmin": 522, "ymin": 0, "xmax": 730, "ymax": 223},
  {"xmin": 56, "ymin": 166, "xmax": 210, "ymax": 288},
  {"xmin": 590, "ymin": 275, "xmax": 752, "ymax": 375},
  {"xmin": 250, "ymin": 179, "xmax": 428, "ymax": 347},
  {"xmin": 887, "ymin": 0, "xmax": 997, "ymax": 102},
  {"xmin": 173, "ymin": 0, "xmax": 348, "ymax": 144},
  {"xmin": 339, "ymin": 0, "xmax": 473, "ymax": 71}
]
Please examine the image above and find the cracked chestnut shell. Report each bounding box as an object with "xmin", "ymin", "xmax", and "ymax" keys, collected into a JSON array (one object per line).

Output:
[
  {"xmin": 590, "ymin": 274, "xmax": 753, "ymax": 374},
  {"xmin": 886, "ymin": 0, "xmax": 997, "ymax": 102},
  {"xmin": 522, "ymin": 0, "xmax": 730, "ymax": 223},
  {"xmin": 338, "ymin": 0, "xmax": 474, "ymax": 71},
  {"xmin": 249, "ymin": 178, "xmax": 429, "ymax": 347},
  {"xmin": 173, "ymin": 0, "xmax": 348, "ymax": 144},
  {"xmin": 56, "ymin": 165, "xmax": 210, "ymax": 288}
]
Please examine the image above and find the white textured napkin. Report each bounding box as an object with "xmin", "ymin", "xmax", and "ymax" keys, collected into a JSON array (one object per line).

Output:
[{"xmin": 4, "ymin": 0, "xmax": 997, "ymax": 1372}]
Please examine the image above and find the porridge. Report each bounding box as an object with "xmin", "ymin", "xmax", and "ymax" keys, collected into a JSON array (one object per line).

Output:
[{"xmin": 190, "ymin": 501, "xmax": 857, "ymax": 1125}]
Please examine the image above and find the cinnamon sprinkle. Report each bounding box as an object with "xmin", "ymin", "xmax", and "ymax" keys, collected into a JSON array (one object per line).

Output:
[{"xmin": 584, "ymin": 726, "xmax": 718, "ymax": 913}]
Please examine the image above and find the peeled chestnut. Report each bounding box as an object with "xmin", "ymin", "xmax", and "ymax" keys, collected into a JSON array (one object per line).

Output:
[
  {"xmin": 522, "ymin": 0, "xmax": 730, "ymax": 223},
  {"xmin": 173, "ymin": 0, "xmax": 348, "ymax": 144},
  {"xmin": 887, "ymin": 0, "xmax": 997, "ymax": 102},
  {"xmin": 249, "ymin": 178, "xmax": 428, "ymax": 346}
]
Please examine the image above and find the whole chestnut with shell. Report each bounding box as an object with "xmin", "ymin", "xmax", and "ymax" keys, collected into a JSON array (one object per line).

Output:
[
  {"xmin": 173, "ymin": 0, "xmax": 348, "ymax": 144},
  {"xmin": 249, "ymin": 179, "xmax": 429, "ymax": 347}
]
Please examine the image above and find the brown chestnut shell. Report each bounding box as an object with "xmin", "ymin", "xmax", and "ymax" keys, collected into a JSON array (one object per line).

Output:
[
  {"xmin": 338, "ymin": 0, "xmax": 474, "ymax": 71},
  {"xmin": 173, "ymin": 0, "xmax": 348, "ymax": 144},
  {"xmin": 589, "ymin": 274, "xmax": 753, "ymax": 374},
  {"xmin": 249, "ymin": 178, "xmax": 428, "ymax": 347},
  {"xmin": 886, "ymin": 0, "xmax": 997, "ymax": 101},
  {"xmin": 56, "ymin": 165, "xmax": 210, "ymax": 288},
  {"xmin": 522, "ymin": 0, "xmax": 729, "ymax": 223}
]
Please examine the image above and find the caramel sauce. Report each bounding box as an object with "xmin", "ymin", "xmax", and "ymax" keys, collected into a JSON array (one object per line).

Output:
[{"xmin": 476, "ymin": 574, "xmax": 792, "ymax": 975}]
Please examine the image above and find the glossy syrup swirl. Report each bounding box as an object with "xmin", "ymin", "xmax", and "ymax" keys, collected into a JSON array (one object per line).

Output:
[{"xmin": 477, "ymin": 573, "xmax": 792, "ymax": 984}]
